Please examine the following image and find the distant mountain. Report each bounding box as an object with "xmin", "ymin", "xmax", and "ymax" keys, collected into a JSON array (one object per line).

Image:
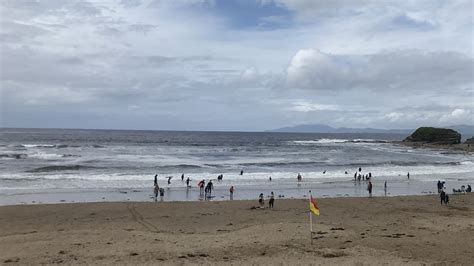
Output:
[{"xmin": 267, "ymin": 124, "xmax": 474, "ymax": 137}]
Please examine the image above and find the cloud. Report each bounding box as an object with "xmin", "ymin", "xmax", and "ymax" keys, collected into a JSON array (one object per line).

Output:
[
  {"xmin": 286, "ymin": 48, "xmax": 473, "ymax": 92},
  {"xmin": 1, "ymin": 0, "xmax": 473, "ymax": 130},
  {"xmin": 288, "ymin": 101, "xmax": 339, "ymax": 112}
]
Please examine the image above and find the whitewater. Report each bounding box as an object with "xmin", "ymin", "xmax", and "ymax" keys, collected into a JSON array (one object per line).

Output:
[{"xmin": 0, "ymin": 128, "xmax": 473, "ymax": 205}]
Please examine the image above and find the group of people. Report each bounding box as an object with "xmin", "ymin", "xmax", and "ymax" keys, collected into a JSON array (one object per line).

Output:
[
  {"xmin": 437, "ymin": 180, "xmax": 450, "ymax": 205},
  {"xmin": 452, "ymin": 184, "xmax": 472, "ymax": 193},
  {"xmin": 353, "ymin": 167, "xmax": 373, "ymax": 182},
  {"xmin": 258, "ymin": 192, "xmax": 275, "ymax": 209},
  {"xmin": 153, "ymin": 171, "xmax": 234, "ymax": 201},
  {"xmin": 152, "ymin": 167, "xmax": 413, "ymax": 202},
  {"xmin": 197, "ymin": 179, "xmax": 214, "ymax": 197}
]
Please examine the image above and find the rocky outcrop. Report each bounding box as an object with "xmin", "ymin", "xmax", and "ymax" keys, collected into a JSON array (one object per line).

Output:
[
  {"xmin": 465, "ymin": 137, "xmax": 474, "ymax": 145},
  {"xmin": 404, "ymin": 127, "xmax": 461, "ymax": 145}
]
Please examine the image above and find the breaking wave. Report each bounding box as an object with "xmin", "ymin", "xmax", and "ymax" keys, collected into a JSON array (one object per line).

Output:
[{"xmin": 27, "ymin": 165, "xmax": 101, "ymax": 173}]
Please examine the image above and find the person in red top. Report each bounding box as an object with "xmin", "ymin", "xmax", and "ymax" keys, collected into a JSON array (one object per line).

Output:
[{"xmin": 198, "ymin": 180, "xmax": 205, "ymax": 195}]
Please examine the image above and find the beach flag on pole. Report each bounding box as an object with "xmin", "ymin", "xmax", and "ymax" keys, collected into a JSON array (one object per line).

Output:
[
  {"xmin": 309, "ymin": 195, "xmax": 320, "ymax": 216},
  {"xmin": 309, "ymin": 191, "xmax": 320, "ymax": 244}
]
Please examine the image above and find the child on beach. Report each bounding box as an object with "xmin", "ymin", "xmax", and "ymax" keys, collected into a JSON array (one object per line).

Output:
[
  {"xmin": 159, "ymin": 187, "xmax": 164, "ymax": 201},
  {"xmin": 258, "ymin": 193, "xmax": 264, "ymax": 208}
]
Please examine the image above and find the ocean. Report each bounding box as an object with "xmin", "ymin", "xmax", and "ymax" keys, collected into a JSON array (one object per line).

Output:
[{"xmin": 0, "ymin": 128, "xmax": 473, "ymax": 205}]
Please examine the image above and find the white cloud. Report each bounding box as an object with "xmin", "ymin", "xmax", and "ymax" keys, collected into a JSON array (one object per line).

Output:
[
  {"xmin": 1, "ymin": 0, "xmax": 473, "ymax": 130},
  {"xmin": 289, "ymin": 101, "xmax": 339, "ymax": 112}
]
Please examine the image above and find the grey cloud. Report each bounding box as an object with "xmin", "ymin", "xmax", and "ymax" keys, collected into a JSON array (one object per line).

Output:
[
  {"xmin": 0, "ymin": 21, "xmax": 54, "ymax": 43},
  {"xmin": 286, "ymin": 49, "xmax": 473, "ymax": 92},
  {"xmin": 128, "ymin": 24, "xmax": 158, "ymax": 34}
]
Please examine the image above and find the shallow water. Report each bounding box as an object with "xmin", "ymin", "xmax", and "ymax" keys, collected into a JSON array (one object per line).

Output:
[{"xmin": 0, "ymin": 128, "xmax": 473, "ymax": 205}]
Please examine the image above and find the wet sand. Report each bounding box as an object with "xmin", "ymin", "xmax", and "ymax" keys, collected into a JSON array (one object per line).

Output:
[{"xmin": 1, "ymin": 194, "xmax": 473, "ymax": 265}]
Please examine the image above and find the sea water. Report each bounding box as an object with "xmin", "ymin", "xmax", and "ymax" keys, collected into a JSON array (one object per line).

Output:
[{"xmin": 0, "ymin": 128, "xmax": 473, "ymax": 205}]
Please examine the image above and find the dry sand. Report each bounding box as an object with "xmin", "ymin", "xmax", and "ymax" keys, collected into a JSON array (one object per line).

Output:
[{"xmin": 1, "ymin": 194, "xmax": 474, "ymax": 265}]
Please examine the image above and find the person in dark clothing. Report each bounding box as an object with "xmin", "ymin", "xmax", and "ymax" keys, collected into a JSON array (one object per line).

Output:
[
  {"xmin": 186, "ymin": 177, "xmax": 191, "ymax": 187},
  {"xmin": 368, "ymin": 181, "xmax": 373, "ymax": 197},
  {"xmin": 440, "ymin": 190, "xmax": 446, "ymax": 204},
  {"xmin": 269, "ymin": 192, "xmax": 275, "ymax": 209},
  {"xmin": 159, "ymin": 187, "xmax": 165, "ymax": 201},
  {"xmin": 205, "ymin": 180, "xmax": 213, "ymax": 196},
  {"xmin": 154, "ymin": 184, "xmax": 159, "ymax": 201},
  {"xmin": 181, "ymin": 173, "xmax": 184, "ymax": 181},
  {"xmin": 297, "ymin": 173, "xmax": 302, "ymax": 182},
  {"xmin": 467, "ymin": 185, "xmax": 472, "ymax": 192},
  {"xmin": 154, "ymin": 174, "xmax": 158, "ymax": 186},
  {"xmin": 240, "ymin": 170, "xmax": 244, "ymax": 175},
  {"xmin": 258, "ymin": 193, "xmax": 264, "ymax": 208}
]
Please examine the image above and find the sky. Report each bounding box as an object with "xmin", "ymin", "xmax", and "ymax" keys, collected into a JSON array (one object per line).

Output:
[{"xmin": 0, "ymin": 0, "xmax": 473, "ymax": 131}]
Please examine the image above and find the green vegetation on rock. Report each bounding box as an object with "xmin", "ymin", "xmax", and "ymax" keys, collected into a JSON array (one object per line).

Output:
[{"xmin": 404, "ymin": 127, "xmax": 461, "ymax": 144}]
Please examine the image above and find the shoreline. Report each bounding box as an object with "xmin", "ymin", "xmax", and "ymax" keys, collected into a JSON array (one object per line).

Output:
[
  {"xmin": 2, "ymin": 177, "xmax": 473, "ymax": 206},
  {"xmin": 1, "ymin": 194, "xmax": 473, "ymax": 264}
]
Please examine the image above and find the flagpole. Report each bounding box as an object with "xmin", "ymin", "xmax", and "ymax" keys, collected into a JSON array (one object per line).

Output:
[{"xmin": 309, "ymin": 190, "xmax": 313, "ymax": 245}]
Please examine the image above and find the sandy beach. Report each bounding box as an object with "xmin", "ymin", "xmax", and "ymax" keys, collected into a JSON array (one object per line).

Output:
[{"xmin": 1, "ymin": 194, "xmax": 473, "ymax": 265}]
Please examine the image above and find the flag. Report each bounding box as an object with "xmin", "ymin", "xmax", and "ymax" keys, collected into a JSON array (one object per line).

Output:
[{"xmin": 309, "ymin": 195, "xmax": 320, "ymax": 216}]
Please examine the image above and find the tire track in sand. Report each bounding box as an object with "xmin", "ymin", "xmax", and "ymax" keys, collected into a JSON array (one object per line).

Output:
[{"xmin": 125, "ymin": 203, "xmax": 160, "ymax": 233}]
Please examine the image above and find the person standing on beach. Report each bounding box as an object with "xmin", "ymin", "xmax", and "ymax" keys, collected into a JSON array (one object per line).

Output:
[
  {"xmin": 384, "ymin": 181, "xmax": 387, "ymax": 195},
  {"xmin": 229, "ymin": 186, "xmax": 234, "ymax": 200},
  {"xmin": 269, "ymin": 192, "xmax": 275, "ymax": 209},
  {"xmin": 181, "ymin": 173, "xmax": 184, "ymax": 181},
  {"xmin": 440, "ymin": 190, "xmax": 447, "ymax": 204},
  {"xmin": 159, "ymin": 187, "xmax": 165, "ymax": 201},
  {"xmin": 258, "ymin": 193, "xmax": 264, "ymax": 208},
  {"xmin": 205, "ymin": 180, "xmax": 214, "ymax": 196},
  {"xmin": 407, "ymin": 172, "xmax": 410, "ymax": 179},
  {"xmin": 154, "ymin": 184, "xmax": 159, "ymax": 201},
  {"xmin": 368, "ymin": 181, "xmax": 373, "ymax": 197},
  {"xmin": 186, "ymin": 177, "xmax": 191, "ymax": 187},
  {"xmin": 198, "ymin": 180, "xmax": 205, "ymax": 195},
  {"xmin": 154, "ymin": 174, "xmax": 158, "ymax": 187}
]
